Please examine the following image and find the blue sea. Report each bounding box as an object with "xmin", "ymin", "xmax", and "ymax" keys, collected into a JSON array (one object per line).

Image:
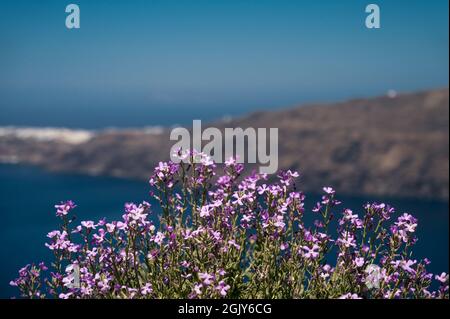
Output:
[{"xmin": 0, "ymin": 164, "xmax": 448, "ymax": 298}]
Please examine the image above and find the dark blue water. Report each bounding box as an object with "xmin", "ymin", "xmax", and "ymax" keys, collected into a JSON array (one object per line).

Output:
[{"xmin": 0, "ymin": 164, "xmax": 448, "ymax": 298}]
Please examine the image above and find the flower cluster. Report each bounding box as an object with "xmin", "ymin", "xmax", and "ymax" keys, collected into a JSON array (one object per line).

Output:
[{"xmin": 11, "ymin": 150, "xmax": 449, "ymax": 299}]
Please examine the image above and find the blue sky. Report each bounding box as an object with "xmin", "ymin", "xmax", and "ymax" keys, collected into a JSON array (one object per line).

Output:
[{"xmin": 0, "ymin": 0, "xmax": 448, "ymax": 127}]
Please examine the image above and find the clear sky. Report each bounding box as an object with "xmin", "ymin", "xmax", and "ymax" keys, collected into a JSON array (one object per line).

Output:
[{"xmin": 0, "ymin": 0, "xmax": 448, "ymax": 127}]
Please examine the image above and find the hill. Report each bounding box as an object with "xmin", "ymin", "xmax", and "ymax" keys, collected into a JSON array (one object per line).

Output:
[{"xmin": 1, "ymin": 88, "xmax": 448, "ymax": 200}]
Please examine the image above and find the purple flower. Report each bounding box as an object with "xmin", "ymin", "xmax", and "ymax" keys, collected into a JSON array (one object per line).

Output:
[
  {"xmin": 93, "ymin": 229, "xmax": 106, "ymax": 244},
  {"xmin": 200, "ymin": 205, "xmax": 211, "ymax": 218},
  {"xmin": 55, "ymin": 200, "xmax": 76, "ymax": 217},
  {"xmin": 199, "ymin": 272, "xmax": 214, "ymax": 286},
  {"xmin": 141, "ymin": 283, "xmax": 153, "ymax": 295},
  {"xmin": 366, "ymin": 203, "xmax": 395, "ymax": 220},
  {"xmin": 81, "ymin": 220, "xmax": 96, "ymax": 229},
  {"xmin": 273, "ymin": 215, "xmax": 286, "ymax": 230},
  {"xmin": 106, "ymin": 223, "xmax": 116, "ymax": 233},
  {"xmin": 153, "ymin": 232, "xmax": 165, "ymax": 245},
  {"xmin": 193, "ymin": 283, "xmax": 203, "ymax": 296},
  {"xmin": 257, "ymin": 184, "xmax": 269, "ymax": 195},
  {"xmin": 200, "ymin": 155, "xmax": 214, "ymax": 167},
  {"xmin": 312, "ymin": 202, "xmax": 322, "ymax": 213},
  {"xmin": 435, "ymin": 272, "xmax": 449, "ymax": 283},
  {"xmin": 39, "ymin": 262, "xmax": 48, "ymax": 271},
  {"xmin": 215, "ymin": 280, "xmax": 231, "ymax": 297},
  {"xmin": 232, "ymin": 192, "xmax": 246, "ymax": 206},
  {"xmin": 116, "ymin": 221, "xmax": 127, "ymax": 231},
  {"xmin": 300, "ymin": 244, "xmax": 320, "ymax": 259},
  {"xmin": 401, "ymin": 260, "xmax": 417, "ymax": 274},
  {"xmin": 224, "ymin": 157, "xmax": 236, "ymax": 167},
  {"xmin": 59, "ymin": 292, "xmax": 73, "ymax": 299},
  {"xmin": 337, "ymin": 231, "xmax": 356, "ymax": 248},
  {"xmin": 354, "ymin": 257, "xmax": 365, "ymax": 268},
  {"xmin": 341, "ymin": 209, "xmax": 362, "ymax": 228},
  {"xmin": 45, "ymin": 230, "xmax": 77, "ymax": 251},
  {"xmin": 124, "ymin": 202, "xmax": 150, "ymax": 226},
  {"xmin": 18, "ymin": 264, "xmax": 30, "ymax": 277},
  {"xmin": 391, "ymin": 214, "xmax": 418, "ymax": 243},
  {"xmin": 278, "ymin": 170, "xmax": 299, "ymax": 186},
  {"xmin": 227, "ymin": 239, "xmax": 241, "ymax": 250}
]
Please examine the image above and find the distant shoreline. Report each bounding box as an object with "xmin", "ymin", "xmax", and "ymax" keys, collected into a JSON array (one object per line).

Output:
[{"xmin": 1, "ymin": 88, "xmax": 448, "ymax": 201}]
